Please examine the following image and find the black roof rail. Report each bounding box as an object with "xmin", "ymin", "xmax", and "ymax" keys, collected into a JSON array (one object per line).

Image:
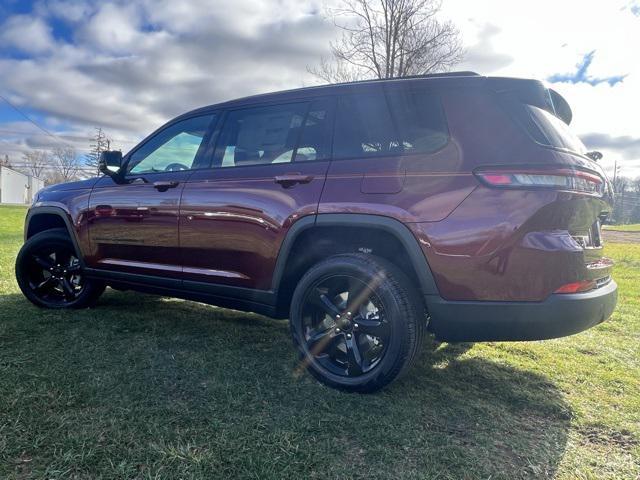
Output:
[
  {"xmin": 401, "ymin": 71, "xmax": 480, "ymax": 79},
  {"xmin": 328, "ymin": 71, "xmax": 480, "ymax": 88}
]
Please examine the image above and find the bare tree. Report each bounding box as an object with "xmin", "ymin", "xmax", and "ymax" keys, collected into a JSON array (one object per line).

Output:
[
  {"xmin": 85, "ymin": 127, "xmax": 112, "ymax": 175},
  {"xmin": 612, "ymin": 175, "xmax": 629, "ymax": 194},
  {"xmin": 51, "ymin": 146, "xmax": 81, "ymax": 182},
  {"xmin": 309, "ymin": 0, "xmax": 463, "ymax": 83},
  {"xmin": 21, "ymin": 150, "xmax": 50, "ymax": 178}
]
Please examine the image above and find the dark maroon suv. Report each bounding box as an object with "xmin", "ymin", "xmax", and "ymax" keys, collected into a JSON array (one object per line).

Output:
[{"xmin": 16, "ymin": 72, "xmax": 617, "ymax": 392}]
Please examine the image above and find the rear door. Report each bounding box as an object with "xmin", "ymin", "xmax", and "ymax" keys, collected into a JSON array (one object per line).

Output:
[
  {"xmin": 87, "ymin": 114, "xmax": 217, "ymax": 278},
  {"xmin": 180, "ymin": 98, "xmax": 335, "ymax": 290}
]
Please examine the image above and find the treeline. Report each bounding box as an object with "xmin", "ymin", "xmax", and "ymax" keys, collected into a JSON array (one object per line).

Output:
[
  {"xmin": 611, "ymin": 176, "xmax": 640, "ymax": 224},
  {"xmin": 0, "ymin": 128, "xmax": 114, "ymax": 185}
]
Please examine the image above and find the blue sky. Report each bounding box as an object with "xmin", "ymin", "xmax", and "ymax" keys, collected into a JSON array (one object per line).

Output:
[
  {"xmin": 547, "ymin": 51, "xmax": 626, "ymax": 87},
  {"xmin": 1, "ymin": 0, "xmax": 639, "ymax": 177}
]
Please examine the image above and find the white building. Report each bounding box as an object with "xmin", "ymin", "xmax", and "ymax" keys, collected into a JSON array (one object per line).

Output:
[{"xmin": 0, "ymin": 166, "xmax": 45, "ymax": 204}]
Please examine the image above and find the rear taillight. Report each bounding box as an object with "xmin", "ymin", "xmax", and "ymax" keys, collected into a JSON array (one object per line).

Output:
[
  {"xmin": 474, "ymin": 168, "xmax": 603, "ymax": 195},
  {"xmin": 554, "ymin": 280, "xmax": 596, "ymax": 294}
]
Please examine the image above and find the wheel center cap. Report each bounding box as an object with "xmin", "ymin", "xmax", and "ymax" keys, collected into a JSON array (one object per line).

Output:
[{"xmin": 339, "ymin": 318, "xmax": 353, "ymax": 331}]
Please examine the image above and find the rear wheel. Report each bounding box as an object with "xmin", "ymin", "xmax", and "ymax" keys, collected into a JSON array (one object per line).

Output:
[
  {"xmin": 15, "ymin": 229, "xmax": 105, "ymax": 309},
  {"xmin": 290, "ymin": 254, "xmax": 425, "ymax": 392}
]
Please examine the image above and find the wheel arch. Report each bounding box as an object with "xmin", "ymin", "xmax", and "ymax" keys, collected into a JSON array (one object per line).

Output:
[
  {"xmin": 24, "ymin": 206, "xmax": 85, "ymax": 266},
  {"xmin": 272, "ymin": 214, "xmax": 439, "ymax": 316}
]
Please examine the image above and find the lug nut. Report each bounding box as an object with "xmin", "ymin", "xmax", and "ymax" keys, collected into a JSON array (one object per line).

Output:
[
  {"xmin": 346, "ymin": 333, "xmax": 352, "ymax": 339},
  {"xmin": 335, "ymin": 328, "xmax": 341, "ymax": 333},
  {"xmin": 336, "ymin": 314, "xmax": 340, "ymax": 319},
  {"xmin": 354, "ymin": 323, "xmax": 359, "ymax": 329}
]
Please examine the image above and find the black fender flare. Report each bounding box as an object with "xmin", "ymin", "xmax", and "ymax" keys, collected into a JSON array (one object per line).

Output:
[
  {"xmin": 24, "ymin": 206, "xmax": 85, "ymax": 267},
  {"xmin": 271, "ymin": 213, "xmax": 440, "ymax": 297}
]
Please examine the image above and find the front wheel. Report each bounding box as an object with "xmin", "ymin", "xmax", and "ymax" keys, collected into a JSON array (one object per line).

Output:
[
  {"xmin": 289, "ymin": 254, "xmax": 425, "ymax": 393},
  {"xmin": 15, "ymin": 228, "xmax": 105, "ymax": 309}
]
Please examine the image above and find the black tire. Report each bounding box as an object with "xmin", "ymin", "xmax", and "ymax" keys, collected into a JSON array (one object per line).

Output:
[
  {"xmin": 289, "ymin": 253, "xmax": 426, "ymax": 393},
  {"xmin": 15, "ymin": 228, "xmax": 105, "ymax": 309}
]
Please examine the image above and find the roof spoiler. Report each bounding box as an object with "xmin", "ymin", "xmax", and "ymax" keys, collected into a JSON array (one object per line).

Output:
[{"xmin": 488, "ymin": 77, "xmax": 573, "ymax": 125}]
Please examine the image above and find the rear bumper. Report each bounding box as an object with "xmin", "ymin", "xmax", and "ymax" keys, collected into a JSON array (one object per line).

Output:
[{"xmin": 426, "ymin": 280, "xmax": 617, "ymax": 342}]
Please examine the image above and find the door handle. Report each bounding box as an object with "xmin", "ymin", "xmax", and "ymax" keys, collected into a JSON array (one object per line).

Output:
[
  {"xmin": 153, "ymin": 181, "xmax": 179, "ymax": 192},
  {"xmin": 274, "ymin": 174, "xmax": 314, "ymax": 188},
  {"xmin": 95, "ymin": 205, "xmax": 113, "ymax": 217}
]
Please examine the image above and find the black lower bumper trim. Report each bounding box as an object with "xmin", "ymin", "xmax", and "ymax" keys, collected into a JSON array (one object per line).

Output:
[{"xmin": 426, "ymin": 280, "xmax": 618, "ymax": 342}]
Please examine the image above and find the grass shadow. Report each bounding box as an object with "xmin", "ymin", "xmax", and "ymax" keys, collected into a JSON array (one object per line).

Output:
[{"xmin": 0, "ymin": 289, "xmax": 570, "ymax": 479}]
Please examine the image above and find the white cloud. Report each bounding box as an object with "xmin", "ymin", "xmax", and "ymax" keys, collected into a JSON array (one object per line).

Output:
[
  {"xmin": 0, "ymin": 1, "xmax": 332, "ymax": 133},
  {"xmin": 442, "ymin": 0, "xmax": 640, "ymax": 177},
  {"xmin": 37, "ymin": 0, "xmax": 94, "ymax": 23},
  {"xmin": 0, "ymin": 14, "xmax": 55, "ymax": 54},
  {"xmin": 0, "ymin": 0, "xmax": 638, "ymax": 178}
]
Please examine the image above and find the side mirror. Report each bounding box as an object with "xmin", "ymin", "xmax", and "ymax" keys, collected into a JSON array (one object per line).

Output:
[
  {"xmin": 98, "ymin": 150, "xmax": 123, "ymax": 173},
  {"xmin": 98, "ymin": 151, "xmax": 127, "ymax": 183},
  {"xmin": 586, "ymin": 151, "xmax": 603, "ymax": 161}
]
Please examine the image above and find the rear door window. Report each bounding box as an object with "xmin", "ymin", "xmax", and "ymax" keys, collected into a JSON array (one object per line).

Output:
[
  {"xmin": 332, "ymin": 89, "xmax": 448, "ymax": 160},
  {"xmin": 215, "ymin": 103, "xmax": 307, "ymax": 168},
  {"xmin": 294, "ymin": 98, "xmax": 334, "ymax": 162}
]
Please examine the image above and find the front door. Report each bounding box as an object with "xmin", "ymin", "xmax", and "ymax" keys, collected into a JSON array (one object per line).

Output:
[
  {"xmin": 180, "ymin": 98, "xmax": 335, "ymax": 291},
  {"xmin": 86, "ymin": 113, "xmax": 217, "ymax": 278}
]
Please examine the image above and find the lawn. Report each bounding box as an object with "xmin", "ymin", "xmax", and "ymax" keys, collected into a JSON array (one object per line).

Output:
[
  {"xmin": 603, "ymin": 224, "xmax": 640, "ymax": 232},
  {"xmin": 0, "ymin": 204, "xmax": 638, "ymax": 479}
]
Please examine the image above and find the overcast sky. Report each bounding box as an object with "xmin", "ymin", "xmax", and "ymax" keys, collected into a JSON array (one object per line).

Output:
[{"xmin": 0, "ymin": 0, "xmax": 638, "ymax": 177}]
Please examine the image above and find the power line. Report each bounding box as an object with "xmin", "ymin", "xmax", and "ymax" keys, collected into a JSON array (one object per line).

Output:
[
  {"xmin": 0, "ymin": 94, "xmax": 75, "ymax": 148},
  {"xmin": 0, "ymin": 127, "xmax": 136, "ymax": 144}
]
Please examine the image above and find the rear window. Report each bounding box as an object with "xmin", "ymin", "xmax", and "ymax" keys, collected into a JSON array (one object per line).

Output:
[
  {"xmin": 333, "ymin": 89, "xmax": 448, "ymax": 160},
  {"xmin": 523, "ymin": 104, "xmax": 586, "ymax": 153},
  {"xmin": 501, "ymin": 88, "xmax": 586, "ymax": 154}
]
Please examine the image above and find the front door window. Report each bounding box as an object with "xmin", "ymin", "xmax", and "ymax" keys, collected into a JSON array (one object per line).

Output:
[{"xmin": 128, "ymin": 115, "xmax": 215, "ymax": 174}]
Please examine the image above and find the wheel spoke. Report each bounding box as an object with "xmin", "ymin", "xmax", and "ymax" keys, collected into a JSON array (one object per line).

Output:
[
  {"xmin": 356, "ymin": 317, "xmax": 388, "ymax": 337},
  {"xmin": 307, "ymin": 326, "xmax": 339, "ymax": 356},
  {"xmin": 311, "ymin": 290, "xmax": 341, "ymax": 318},
  {"xmin": 61, "ymin": 277, "xmax": 76, "ymax": 299},
  {"xmin": 32, "ymin": 255, "xmax": 54, "ymax": 270},
  {"xmin": 66, "ymin": 263, "xmax": 81, "ymax": 273},
  {"xmin": 34, "ymin": 276, "xmax": 55, "ymax": 292},
  {"xmin": 345, "ymin": 336, "xmax": 364, "ymax": 376}
]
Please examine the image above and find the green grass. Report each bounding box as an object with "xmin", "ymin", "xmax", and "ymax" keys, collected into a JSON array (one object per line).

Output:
[
  {"xmin": 603, "ymin": 224, "xmax": 640, "ymax": 232},
  {"xmin": 0, "ymin": 204, "xmax": 638, "ymax": 479}
]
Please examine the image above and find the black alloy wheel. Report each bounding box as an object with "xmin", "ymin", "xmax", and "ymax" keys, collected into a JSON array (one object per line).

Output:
[
  {"xmin": 290, "ymin": 253, "xmax": 425, "ymax": 392},
  {"xmin": 15, "ymin": 228, "xmax": 105, "ymax": 309},
  {"xmin": 27, "ymin": 246, "xmax": 83, "ymax": 304},
  {"xmin": 301, "ymin": 274, "xmax": 390, "ymax": 377}
]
